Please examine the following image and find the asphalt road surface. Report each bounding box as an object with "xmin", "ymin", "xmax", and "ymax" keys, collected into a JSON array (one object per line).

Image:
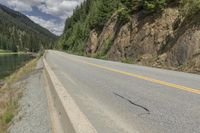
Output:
[{"xmin": 45, "ymin": 50, "xmax": 200, "ymax": 133}]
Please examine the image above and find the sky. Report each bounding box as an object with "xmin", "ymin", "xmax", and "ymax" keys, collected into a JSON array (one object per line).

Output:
[{"xmin": 0, "ymin": 0, "xmax": 84, "ymax": 35}]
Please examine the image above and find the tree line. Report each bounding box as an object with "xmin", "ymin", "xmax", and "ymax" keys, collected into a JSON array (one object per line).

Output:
[
  {"xmin": 0, "ymin": 4, "xmax": 57, "ymax": 52},
  {"xmin": 56, "ymin": 0, "xmax": 200, "ymax": 54}
]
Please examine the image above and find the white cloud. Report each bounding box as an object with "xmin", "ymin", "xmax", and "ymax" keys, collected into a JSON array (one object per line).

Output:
[
  {"xmin": 1, "ymin": 0, "xmax": 84, "ymax": 35},
  {"xmin": 1, "ymin": 0, "xmax": 45, "ymax": 12},
  {"xmin": 28, "ymin": 15, "xmax": 64, "ymax": 35},
  {"xmin": 38, "ymin": 0, "xmax": 81, "ymax": 20}
]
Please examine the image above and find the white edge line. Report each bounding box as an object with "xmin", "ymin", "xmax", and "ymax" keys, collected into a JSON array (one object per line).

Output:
[{"xmin": 43, "ymin": 57, "xmax": 98, "ymax": 133}]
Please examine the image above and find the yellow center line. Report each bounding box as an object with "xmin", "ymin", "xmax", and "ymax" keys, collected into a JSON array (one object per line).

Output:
[{"xmin": 57, "ymin": 52, "xmax": 200, "ymax": 95}]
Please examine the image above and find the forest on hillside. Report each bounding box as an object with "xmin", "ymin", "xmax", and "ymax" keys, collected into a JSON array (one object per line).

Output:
[
  {"xmin": 0, "ymin": 4, "xmax": 57, "ymax": 52},
  {"xmin": 57, "ymin": 0, "xmax": 200, "ymax": 54}
]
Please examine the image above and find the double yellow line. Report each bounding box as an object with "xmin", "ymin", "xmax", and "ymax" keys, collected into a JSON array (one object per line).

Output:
[{"xmin": 57, "ymin": 52, "xmax": 200, "ymax": 95}]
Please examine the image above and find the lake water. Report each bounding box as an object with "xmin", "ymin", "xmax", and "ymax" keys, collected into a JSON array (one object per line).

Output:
[{"xmin": 0, "ymin": 54, "xmax": 33, "ymax": 80}]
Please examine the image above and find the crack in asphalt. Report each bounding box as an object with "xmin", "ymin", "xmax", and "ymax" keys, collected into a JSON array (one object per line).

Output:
[{"xmin": 113, "ymin": 92, "xmax": 150, "ymax": 114}]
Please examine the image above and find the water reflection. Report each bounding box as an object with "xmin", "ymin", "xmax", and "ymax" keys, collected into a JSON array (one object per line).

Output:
[{"xmin": 0, "ymin": 54, "xmax": 33, "ymax": 79}]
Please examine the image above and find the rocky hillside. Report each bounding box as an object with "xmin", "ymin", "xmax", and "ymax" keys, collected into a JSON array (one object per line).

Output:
[
  {"xmin": 58, "ymin": 0, "xmax": 200, "ymax": 73},
  {"xmin": 0, "ymin": 4, "xmax": 57, "ymax": 52}
]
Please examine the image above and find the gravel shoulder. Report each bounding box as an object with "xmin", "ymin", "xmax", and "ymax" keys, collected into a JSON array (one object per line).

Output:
[{"xmin": 9, "ymin": 59, "xmax": 52, "ymax": 133}]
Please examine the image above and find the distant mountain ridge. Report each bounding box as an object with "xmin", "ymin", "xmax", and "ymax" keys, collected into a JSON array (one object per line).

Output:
[{"xmin": 0, "ymin": 4, "xmax": 57, "ymax": 52}]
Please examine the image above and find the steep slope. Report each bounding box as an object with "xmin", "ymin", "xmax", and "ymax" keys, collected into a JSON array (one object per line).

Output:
[
  {"xmin": 104, "ymin": 7, "xmax": 200, "ymax": 72},
  {"xmin": 0, "ymin": 4, "xmax": 57, "ymax": 52},
  {"xmin": 58, "ymin": 0, "xmax": 200, "ymax": 73},
  {"xmin": 56, "ymin": 0, "xmax": 119, "ymax": 54}
]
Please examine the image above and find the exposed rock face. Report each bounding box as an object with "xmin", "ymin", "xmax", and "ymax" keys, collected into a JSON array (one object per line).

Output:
[
  {"xmin": 86, "ymin": 30, "xmax": 98, "ymax": 54},
  {"xmin": 108, "ymin": 22, "xmax": 131, "ymax": 60},
  {"xmin": 0, "ymin": 80, "xmax": 4, "ymax": 88},
  {"xmin": 97, "ymin": 13, "xmax": 119, "ymax": 52},
  {"xmin": 86, "ymin": 13, "xmax": 119, "ymax": 55},
  {"xmin": 86, "ymin": 7, "xmax": 200, "ymax": 73},
  {"xmin": 167, "ymin": 27, "xmax": 200, "ymax": 72},
  {"xmin": 110, "ymin": 8, "xmax": 180, "ymax": 62}
]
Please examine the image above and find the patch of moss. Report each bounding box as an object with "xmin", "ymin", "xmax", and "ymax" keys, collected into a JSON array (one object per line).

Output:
[{"xmin": 2, "ymin": 111, "xmax": 14, "ymax": 124}]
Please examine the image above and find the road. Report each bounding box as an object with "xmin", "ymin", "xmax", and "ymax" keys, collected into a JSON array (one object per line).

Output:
[{"xmin": 45, "ymin": 50, "xmax": 200, "ymax": 133}]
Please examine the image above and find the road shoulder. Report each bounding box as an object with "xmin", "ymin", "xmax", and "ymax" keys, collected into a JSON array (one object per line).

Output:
[{"xmin": 9, "ymin": 59, "xmax": 52, "ymax": 133}]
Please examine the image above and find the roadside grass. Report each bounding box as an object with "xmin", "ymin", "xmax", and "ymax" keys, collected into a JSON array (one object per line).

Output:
[
  {"xmin": 0, "ymin": 57, "xmax": 38, "ymax": 133},
  {"xmin": 92, "ymin": 52, "xmax": 107, "ymax": 60},
  {"xmin": 121, "ymin": 57, "xmax": 134, "ymax": 64},
  {"xmin": 0, "ymin": 49, "xmax": 9, "ymax": 53},
  {"xmin": 0, "ymin": 52, "xmax": 26, "ymax": 55},
  {"xmin": 0, "ymin": 50, "xmax": 15, "ymax": 55},
  {"xmin": 0, "ymin": 49, "xmax": 32, "ymax": 55}
]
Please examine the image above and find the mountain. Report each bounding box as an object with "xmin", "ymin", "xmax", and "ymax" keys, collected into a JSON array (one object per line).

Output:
[
  {"xmin": 0, "ymin": 4, "xmax": 57, "ymax": 52},
  {"xmin": 57, "ymin": 0, "xmax": 200, "ymax": 73}
]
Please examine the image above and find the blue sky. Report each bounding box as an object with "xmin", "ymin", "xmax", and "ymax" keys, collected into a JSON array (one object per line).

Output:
[{"xmin": 0, "ymin": 0, "xmax": 84, "ymax": 35}]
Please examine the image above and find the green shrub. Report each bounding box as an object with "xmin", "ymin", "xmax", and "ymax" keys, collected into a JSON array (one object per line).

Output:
[
  {"xmin": 2, "ymin": 111, "xmax": 14, "ymax": 124},
  {"xmin": 120, "ymin": 0, "xmax": 166, "ymax": 13},
  {"xmin": 144, "ymin": 0, "xmax": 166, "ymax": 12},
  {"xmin": 180, "ymin": 0, "xmax": 200, "ymax": 16},
  {"xmin": 121, "ymin": 58, "xmax": 133, "ymax": 64},
  {"xmin": 117, "ymin": 7, "xmax": 130, "ymax": 24},
  {"xmin": 121, "ymin": 0, "xmax": 142, "ymax": 12}
]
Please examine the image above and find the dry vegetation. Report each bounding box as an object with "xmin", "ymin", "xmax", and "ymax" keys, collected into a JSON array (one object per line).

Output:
[{"xmin": 0, "ymin": 58, "xmax": 38, "ymax": 133}]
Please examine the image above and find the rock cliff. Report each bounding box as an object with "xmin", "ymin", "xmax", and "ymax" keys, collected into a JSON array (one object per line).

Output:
[{"xmin": 86, "ymin": 6, "xmax": 200, "ymax": 73}]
